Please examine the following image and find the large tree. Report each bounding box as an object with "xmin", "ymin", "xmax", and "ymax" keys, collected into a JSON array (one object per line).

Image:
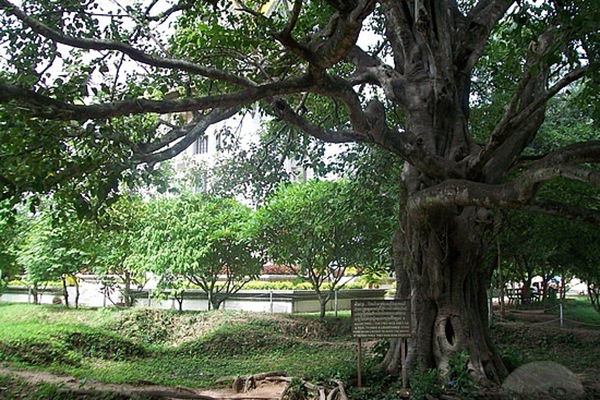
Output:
[{"xmin": 0, "ymin": 0, "xmax": 598, "ymax": 384}]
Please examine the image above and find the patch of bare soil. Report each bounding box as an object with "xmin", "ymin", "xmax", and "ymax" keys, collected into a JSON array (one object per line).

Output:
[{"xmin": 0, "ymin": 366, "xmax": 287, "ymax": 399}]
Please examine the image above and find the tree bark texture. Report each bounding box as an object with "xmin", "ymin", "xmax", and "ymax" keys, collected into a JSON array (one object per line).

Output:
[
  {"xmin": 384, "ymin": 199, "xmax": 509, "ymax": 384},
  {"xmin": 372, "ymin": 1, "xmax": 549, "ymax": 382}
]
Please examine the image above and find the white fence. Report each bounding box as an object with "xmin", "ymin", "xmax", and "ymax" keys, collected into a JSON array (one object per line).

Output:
[{"xmin": 1, "ymin": 284, "xmax": 387, "ymax": 314}]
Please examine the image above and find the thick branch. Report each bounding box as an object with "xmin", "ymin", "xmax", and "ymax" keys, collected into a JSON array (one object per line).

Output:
[
  {"xmin": 478, "ymin": 67, "xmax": 588, "ymax": 169},
  {"xmin": 346, "ymin": 46, "xmax": 405, "ymax": 102},
  {"xmin": 275, "ymin": 0, "xmax": 376, "ymax": 70},
  {"xmin": 0, "ymin": 0, "xmax": 254, "ymax": 87},
  {"xmin": 273, "ymin": 94, "xmax": 464, "ymax": 180},
  {"xmin": 380, "ymin": 1, "xmax": 415, "ymax": 75},
  {"xmin": 408, "ymin": 141, "xmax": 600, "ymax": 214},
  {"xmin": 271, "ymin": 98, "xmax": 368, "ymax": 143},
  {"xmin": 455, "ymin": 0, "xmax": 513, "ymax": 73},
  {"xmin": 471, "ymin": 47, "xmax": 588, "ymax": 183},
  {"xmin": 377, "ymin": 130, "xmax": 466, "ymax": 180},
  {"xmin": 313, "ymin": 74, "xmax": 369, "ymax": 133},
  {"xmin": 309, "ymin": 0, "xmax": 376, "ymax": 69},
  {"xmin": 0, "ymin": 75, "xmax": 313, "ymax": 121},
  {"xmin": 281, "ymin": 0, "xmax": 302, "ymax": 37}
]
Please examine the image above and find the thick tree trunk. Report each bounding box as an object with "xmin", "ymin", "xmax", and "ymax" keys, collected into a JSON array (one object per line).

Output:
[{"xmin": 381, "ymin": 189, "xmax": 508, "ymax": 385}]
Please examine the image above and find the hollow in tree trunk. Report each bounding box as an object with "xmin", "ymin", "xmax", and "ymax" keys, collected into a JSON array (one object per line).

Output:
[{"xmin": 381, "ymin": 195, "xmax": 509, "ymax": 384}]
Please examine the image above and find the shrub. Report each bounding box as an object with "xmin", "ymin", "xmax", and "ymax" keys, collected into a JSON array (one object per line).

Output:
[
  {"xmin": 445, "ymin": 350, "xmax": 476, "ymax": 398},
  {"xmin": 410, "ymin": 369, "xmax": 441, "ymax": 400},
  {"xmin": 261, "ymin": 264, "xmax": 300, "ymax": 275}
]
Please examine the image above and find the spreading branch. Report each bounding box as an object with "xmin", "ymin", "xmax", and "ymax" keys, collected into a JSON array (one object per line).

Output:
[
  {"xmin": 455, "ymin": 0, "xmax": 513, "ymax": 74},
  {"xmin": 134, "ymin": 108, "xmax": 239, "ymax": 165},
  {"xmin": 474, "ymin": 66, "xmax": 589, "ymax": 177},
  {"xmin": 0, "ymin": 74, "xmax": 313, "ymax": 121},
  {"xmin": 271, "ymin": 98, "xmax": 368, "ymax": 143},
  {"xmin": 524, "ymin": 199, "xmax": 600, "ymax": 226},
  {"xmin": 0, "ymin": 0, "xmax": 254, "ymax": 87},
  {"xmin": 275, "ymin": 0, "xmax": 376, "ymax": 70},
  {"xmin": 408, "ymin": 141, "xmax": 600, "ymax": 221}
]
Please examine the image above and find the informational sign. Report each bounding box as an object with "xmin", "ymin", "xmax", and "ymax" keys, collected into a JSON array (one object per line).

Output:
[{"xmin": 351, "ymin": 300, "xmax": 411, "ymax": 338}]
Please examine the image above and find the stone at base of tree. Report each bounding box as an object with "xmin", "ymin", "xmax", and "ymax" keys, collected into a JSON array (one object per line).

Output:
[{"xmin": 502, "ymin": 361, "xmax": 585, "ymax": 399}]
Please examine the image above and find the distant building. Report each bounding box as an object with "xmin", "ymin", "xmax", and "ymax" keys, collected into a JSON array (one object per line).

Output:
[{"xmin": 170, "ymin": 110, "xmax": 312, "ymax": 198}]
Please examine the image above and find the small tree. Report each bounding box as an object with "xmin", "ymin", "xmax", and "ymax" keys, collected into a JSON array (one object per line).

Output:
[
  {"xmin": 17, "ymin": 209, "xmax": 90, "ymax": 307},
  {"xmin": 0, "ymin": 200, "xmax": 22, "ymax": 288},
  {"xmin": 138, "ymin": 194, "xmax": 262, "ymax": 310},
  {"xmin": 258, "ymin": 179, "xmax": 394, "ymax": 319},
  {"xmin": 92, "ymin": 195, "xmax": 150, "ymax": 307}
]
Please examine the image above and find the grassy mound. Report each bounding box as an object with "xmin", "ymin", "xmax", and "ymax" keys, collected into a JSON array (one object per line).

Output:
[
  {"xmin": 64, "ymin": 331, "xmax": 148, "ymax": 360},
  {"xmin": 109, "ymin": 308, "xmax": 352, "ymax": 347},
  {"xmin": 0, "ymin": 330, "xmax": 148, "ymax": 366},
  {"xmin": 0, "ymin": 304, "xmax": 358, "ymax": 387}
]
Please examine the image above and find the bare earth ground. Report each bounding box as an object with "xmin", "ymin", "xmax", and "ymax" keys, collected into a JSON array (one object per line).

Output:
[{"xmin": 0, "ymin": 366, "xmax": 287, "ymax": 399}]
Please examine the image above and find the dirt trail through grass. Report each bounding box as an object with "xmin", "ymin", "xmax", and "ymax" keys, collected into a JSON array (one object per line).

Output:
[{"xmin": 0, "ymin": 366, "xmax": 287, "ymax": 399}]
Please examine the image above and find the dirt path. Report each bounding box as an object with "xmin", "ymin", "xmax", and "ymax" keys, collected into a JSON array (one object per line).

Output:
[{"xmin": 0, "ymin": 366, "xmax": 287, "ymax": 399}]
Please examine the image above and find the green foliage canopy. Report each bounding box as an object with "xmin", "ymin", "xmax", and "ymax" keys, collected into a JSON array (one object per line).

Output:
[
  {"xmin": 135, "ymin": 193, "xmax": 263, "ymax": 310},
  {"xmin": 257, "ymin": 179, "xmax": 394, "ymax": 317}
]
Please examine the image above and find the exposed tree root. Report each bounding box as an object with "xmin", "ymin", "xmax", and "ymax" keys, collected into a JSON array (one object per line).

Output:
[
  {"xmin": 216, "ymin": 370, "xmax": 288, "ymax": 391},
  {"xmin": 266, "ymin": 376, "xmax": 348, "ymax": 400},
  {"xmin": 56, "ymin": 372, "xmax": 348, "ymax": 400}
]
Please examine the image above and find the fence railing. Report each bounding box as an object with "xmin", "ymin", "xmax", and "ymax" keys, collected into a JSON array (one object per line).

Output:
[{"xmin": 492, "ymin": 302, "xmax": 600, "ymax": 329}]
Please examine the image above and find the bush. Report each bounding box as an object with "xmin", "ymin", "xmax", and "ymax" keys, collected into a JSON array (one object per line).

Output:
[
  {"xmin": 410, "ymin": 369, "xmax": 441, "ymax": 400},
  {"xmin": 261, "ymin": 264, "xmax": 301, "ymax": 275},
  {"xmin": 243, "ymin": 280, "xmax": 313, "ymax": 290},
  {"xmin": 445, "ymin": 350, "xmax": 476, "ymax": 398},
  {"xmin": 242, "ymin": 280, "xmax": 365, "ymax": 290}
]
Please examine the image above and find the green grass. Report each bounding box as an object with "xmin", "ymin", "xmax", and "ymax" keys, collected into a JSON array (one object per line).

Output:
[
  {"xmin": 1, "ymin": 299, "xmax": 598, "ymax": 398},
  {"xmin": 492, "ymin": 296, "xmax": 600, "ymax": 374},
  {"xmin": 561, "ymin": 296, "xmax": 600, "ymax": 327},
  {"xmin": 0, "ymin": 303, "xmax": 359, "ymax": 388}
]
